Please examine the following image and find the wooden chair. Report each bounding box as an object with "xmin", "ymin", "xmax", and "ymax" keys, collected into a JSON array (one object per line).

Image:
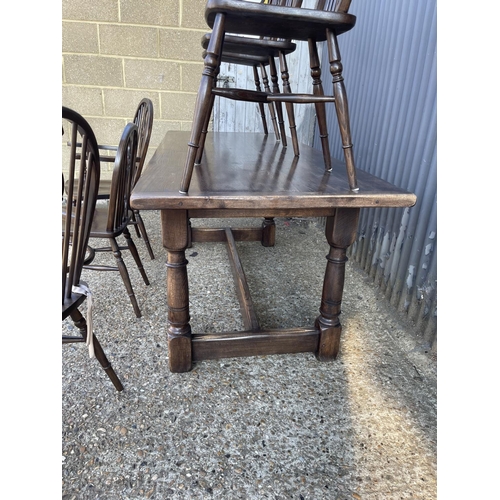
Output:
[
  {"xmin": 84, "ymin": 122, "xmax": 150, "ymax": 318},
  {"xmin": 199, "ymin": 7, "xmax": 299, "ymax": 156},
  {"xmin": 66, "ymin": 99, "xmax": 155, "ymax": 259},
  {"xmin": 62, "ymin": 106, "xmax": 123, "ymax": 391},
  {"xmin": 181, "ymin": 0, "xmax": 357, "ymax": 194},
  {"xmin": 97, "ymin": 99, "xmax": 155, "ymax": 259}
]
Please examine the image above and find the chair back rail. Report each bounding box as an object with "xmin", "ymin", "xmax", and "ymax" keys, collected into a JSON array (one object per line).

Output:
[
  {"xmin": 62, "ymin": 106, "xmax": 125, "ymax": 392},
  {"xmin": 132, "ymin": 98, "xmax": 154, "ymax": 188},
  {"xmin": 315, "ymin": 0, "xmax": 350, "ymax": 12},
  {"xmin": 106, "ymin": 123, "xmax": 139, "ymax": 233},
  {"xmin": 333, "ymin": 0, "xmax": 351, "ymax": 13},
  {"xmin": 62, "ymin": 107, "xmax": 100, "ymax": 305}
]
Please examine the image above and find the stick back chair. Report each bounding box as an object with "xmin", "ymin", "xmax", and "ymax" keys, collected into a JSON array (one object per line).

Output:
[
  {"xmin": 66, "ymin": 99, "xmax": 155, "ymax": 259},
  {"xmin": 95, "ymin": 99, "xmax": 155, "ymax": 259},
  {"xmin": 84, "ymin": 122, "xmax": 150, "ymax": 318},
  {"xmin": 62, "ymin": 106, "xmax": 123, "ymax": 391},
  {"xmin": 181, "ymin": 0, "xmax": 357, "ymax": 194}
]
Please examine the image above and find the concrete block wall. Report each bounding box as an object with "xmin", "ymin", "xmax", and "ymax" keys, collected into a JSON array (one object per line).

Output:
[{"xmin": 62, "ymin": 0, "xmax": 207, "ymax": 179}]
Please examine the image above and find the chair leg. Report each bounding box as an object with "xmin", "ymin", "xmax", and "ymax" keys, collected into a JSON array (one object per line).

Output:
[
  {"xmin": 326, "ymin": 29, "xmax": 358, "ymax": 191},
  {"xmin": 195, "ymin": 100, "xmax": 213, "ymax": 165},
  {"xmin": 195, "ymin": 58, "xmax": 221, "ymax": 164},
  {"xmin": 69, "ymin": 308, "xmax": 124, "ymax": 391},
  {"xmin": 180, "ymin": 13, "xmax": 226, "ymax": 193},
  {"xmin": 130, "ymin": 211, "xmax": 142, "ymax": 238},
  {"xmin": 260, "ymin": 63, "xmax": 280, "ymax": 140},
  {"xmin": 253, "ymin": 65, "xmax": 269, "ymax": 135},
  {"xmin": 123, "ymin": 227, "xmax": 150, "ymax": 286},
  {"xmin": 308, "ymin": 39, "xmax": 332, "ymax": 171},
  {"xmin": 133, "ymin": 210, "xmax": 155, "ymax": 260},
  {"xmin": 109, "ymin": 236, "xmax": 143, "ymax": 318},
  {"xmin": 278, "ymin": 51, "xmax": 299, "ymax": 157},
  {"xmin": 269, "ymin": 56, "xmax": 287, "ymax": 147}
]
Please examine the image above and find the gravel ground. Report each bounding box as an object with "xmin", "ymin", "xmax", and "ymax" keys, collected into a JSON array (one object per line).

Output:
[{"xmin": 62, "ymin": 208, "xmax": 437, "ymax": 500}]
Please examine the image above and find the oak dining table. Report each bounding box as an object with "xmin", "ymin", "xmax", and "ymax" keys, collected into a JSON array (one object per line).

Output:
[{"xmin": 130, "ymin": 131, "xmax": 416, "ymax": 373}]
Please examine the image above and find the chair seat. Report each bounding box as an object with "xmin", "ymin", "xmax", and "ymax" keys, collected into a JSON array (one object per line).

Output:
[
  {"xmin": 62, "ymin": 206, "xmax": 129, "ymax": 239},
  {"xmin": 88, "ymin": 205, "xmax": 131, "ymax": 238},
  {"xmin": 205, "ymin": 0, "xmax": 356, "ymax": 41},
  {"xmin": 202, "ymin": 33, "xmax": 296, "ymax": 61},
  {"xmin": 62, "ymin": 290, "xmax": 86, "ymax": 320},
  {"xmin": 63, "ymin": 106, "xmax": 124, "ymax": 391},
  {"xmin": 211, "ymin": 50, "xmax": 269, "ymax": 66}
]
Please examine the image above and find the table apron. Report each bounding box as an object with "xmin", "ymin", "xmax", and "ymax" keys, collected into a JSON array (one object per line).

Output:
[{"xmin": 187, "ymin": 207, "xmax": 338, "ymax": 218}]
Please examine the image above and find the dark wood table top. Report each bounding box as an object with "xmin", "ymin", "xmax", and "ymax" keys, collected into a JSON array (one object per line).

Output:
[{"xmin": 131, "ymin": 131, "xmax": 416, "ymax": 213}]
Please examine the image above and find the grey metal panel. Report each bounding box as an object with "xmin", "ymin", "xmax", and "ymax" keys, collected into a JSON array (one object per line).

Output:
[{"xmin": 314, "ymin": 0, "xmax": 437, "ymax": 347}]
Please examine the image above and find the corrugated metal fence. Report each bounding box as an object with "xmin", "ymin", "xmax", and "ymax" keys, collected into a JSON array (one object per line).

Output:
[
  {"xmin": 314, "ymin": 0, "xmax": 437, "ymax": 348},
  {"xmin": 214, "ymin": 0, "xmax": 437, "ymax": 349}
]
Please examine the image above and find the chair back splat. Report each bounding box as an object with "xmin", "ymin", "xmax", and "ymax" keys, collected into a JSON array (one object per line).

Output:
[
  {"xmin": 132, "ymin": 98, "xmax": 154, "ymax": 189},
  {"xmin": 106, "ymin": 123, "xmax": 139, "ymax": 234},
  {"xmin": 62, "ymin": 106, "xmax": 123, "ymax": 391},
  {"xmin": 62, "ymin": 107, "xmax": 100, "ymax": 306},
  {"xmin": 129, "ymin": 0, "xmax": 418, "ymax": 374},
  {"xmin": 94, "ymin": 98, "xmax": 156, "ymax": 260}
]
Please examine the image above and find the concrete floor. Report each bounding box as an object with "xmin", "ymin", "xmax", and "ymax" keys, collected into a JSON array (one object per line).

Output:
[{"xmin": 62, "ymin": 209, "xmax": 437, "ymax": 499}]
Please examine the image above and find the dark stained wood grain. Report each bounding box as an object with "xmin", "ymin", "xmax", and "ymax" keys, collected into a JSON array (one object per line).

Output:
[
  {"xmin": 261, "ymin": 217, "xmax": 276, "ymax": 247},
  {"xmin": 308, "ymin": 38, "xmax": 331, "ymax": 172},
  {"xmin": 191, "ymin": 227, "xmax": 263, "ymax": 243},
  {"xmin": 131, "ymin": 130, "xmax": 416, "ymax": 372},
  {"xmin": 204, "ymin": 0, "xmax": 356, "ymax": 41},
  {"xmin": 224, "ymin": 228, "xmax": 260, "ymax": 331},
  {"xmin": 327, "ymin": 28, "xmax": 357, "ymax": 190},
  {"xmin": 192, "ymin": 328, "xmax": 319, "ymax": 361},
  {"xmin": 180, "ymin": 14, "xmax": 226, "ymax": 193},
  {"xmin": 131, "ymin": 131, "xmax": 417, "ymax": 212}
]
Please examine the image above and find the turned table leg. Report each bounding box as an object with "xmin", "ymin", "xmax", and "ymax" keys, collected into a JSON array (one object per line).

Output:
[
  {"xmin": 316, "ymin": 208, "xmax": 360, "ymax": 361},
  {"xmin": 261, "ymin": 217, "xmax": 276, "ymax": 247},
  {"xmin": 162, "ymin": 210, "xmax": 192, "ymax": 372}
]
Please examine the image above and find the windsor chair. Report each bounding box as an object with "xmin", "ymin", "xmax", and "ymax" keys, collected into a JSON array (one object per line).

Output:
[
  {"xmin": 62, "ymin": 106, "xmax": 123, "ymax": 391},
  {"xmin": 181, "ymin": 0, "xmax": 356, "ymax": 194},
  {"xmin": 83, "ymin": 122, "xmax": 150, "ymax": 318},
  {"xmin": 96, "ymin": 99, "xmax": 155, "ymax": 259},
  {"xmin": 198, "ymin": 0, "xmax": 302, "ymax": 159},
  {"xmin": 66, "ymin": 99, "xmax": 155, "ymax": 259}
]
